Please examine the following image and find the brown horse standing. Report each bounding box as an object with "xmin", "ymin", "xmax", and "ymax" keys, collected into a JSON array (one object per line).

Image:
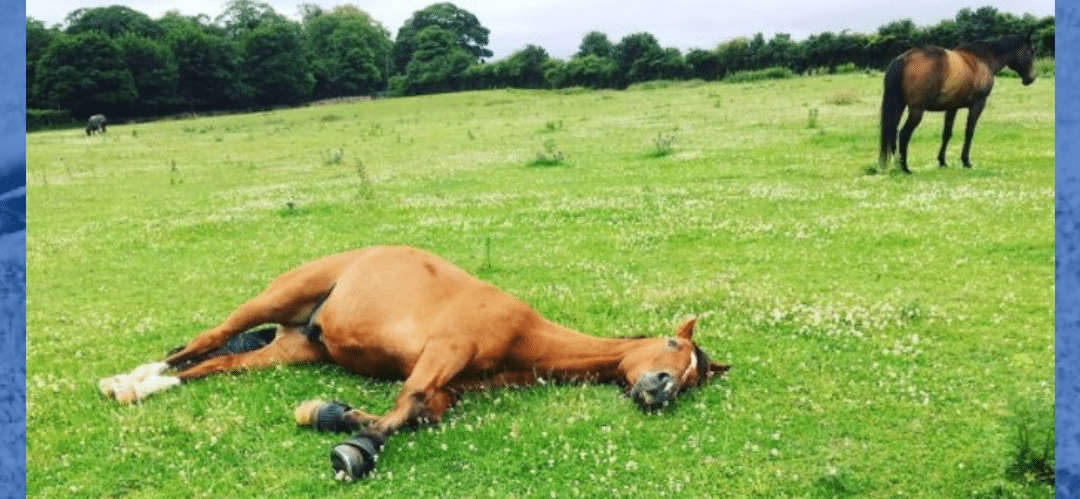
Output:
[
  {"xmin": 99, "ymin": 245, "xmax": 730, "ymax": 481},
  {"xmin": 879, "ymin": 34, "xmax": 1036, "ymax": 173}
]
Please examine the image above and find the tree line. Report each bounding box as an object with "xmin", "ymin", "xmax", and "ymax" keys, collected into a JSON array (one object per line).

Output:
[{"xmin": 27, "ymin": 2, "xmax": 1054, "ymax": 123}]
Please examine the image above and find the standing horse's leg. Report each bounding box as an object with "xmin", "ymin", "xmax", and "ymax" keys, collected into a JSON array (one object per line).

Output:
[
  {"xmin": 960, "ymin": 98, "xmax": 987, "ymax": 168},
  {"xmin": 897, "ymin": 108, "xmax": 924, "ymax": 174},
  {"xmin": 938, "ymin": 109, "xmax": 957, "ymax": 167}
]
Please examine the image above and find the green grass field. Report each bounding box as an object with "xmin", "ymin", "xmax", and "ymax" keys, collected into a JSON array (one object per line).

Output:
[{"xmin": 26, "ymin": 72, "xmax": 1054, "ymax": 498}]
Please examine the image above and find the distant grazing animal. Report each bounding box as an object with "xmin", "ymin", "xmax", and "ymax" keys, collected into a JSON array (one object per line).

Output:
[
  {"xmin": 879, "ymin": 34, "xmax": 1036, "ymax": 173},
  {"xmin": 85, "ymin": 114, "xmax": 107, "ymax": 136},
  {"xmin": 98, "ymin": 245, "xmax": 731, "ymax": 481}
]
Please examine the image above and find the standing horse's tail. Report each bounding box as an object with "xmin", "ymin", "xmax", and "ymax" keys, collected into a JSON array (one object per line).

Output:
[{"xmin": 880, "ymin": 56, "xmax": 907, "ymax": 169}]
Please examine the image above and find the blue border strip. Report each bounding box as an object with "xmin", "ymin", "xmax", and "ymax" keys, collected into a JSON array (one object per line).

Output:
[
  {"xmin": 0, "ymin": 0, "xmax": 26, "ymax": 497},
  {"xmin": 1058, "ymin": 3, "xmax": 1080, "ymax": 496}
]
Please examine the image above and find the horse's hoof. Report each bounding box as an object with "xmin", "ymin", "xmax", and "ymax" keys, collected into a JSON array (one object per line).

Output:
[
  {"xmin": 98, "ymin": 375, "xmax": 136, "ymax": 401},
  {"xmin": 330, "ymin": 432, "xmax": 384, "ymax": 481},
  {"xmin": 294, "ymin": 400, "xmax": 324, "ymax": 426},
  {"xmin": 295, "ymin": 400, "xmax": 355, "ymax": 432}
]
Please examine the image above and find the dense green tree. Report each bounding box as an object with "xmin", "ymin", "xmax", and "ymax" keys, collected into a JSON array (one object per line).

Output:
[
  {"xmin": 800, "ymin": 31, "xmax": 841, "ymax": 73},
  {"xmin": 499, "ymin": 44, "xmax": 550, "ymax": 88},
  {"xmin": 763, "ymin": 33, "xmax": 798, "ymax": 69},
  {"xmin": 392, "ymin": 3, "xmax": 492, "ymax": 74},
  {"xmin": 541, "ymin": 59, "xmax": 567, "ymax": 88},
  {"xmin": 575, "ymin": 31, "xmax": 613, "ymax": 59},
  {"xmin": 157, "ymin": 10, "xmax": 222, "ymax": 37},
  {"xmin": 26, "ymin": 17, "xmax": 60, "ymax": 108},
  {"xmin": 563, "ymin": 54, "xmax": 618, "ymax": 88},
  {"xmin": 685, "ymin": 48, "xmax": 720, "ymax": 80},
  {"xmin": 613, "ymin": 32, "xmax": 664, "ymax": 85},
  {"xmin": 400, "ymin": 26, "xmax": 475, "ymax": 94},
  {"xmin": 165, "ymin": 22, "xmax": 242, "ymax": 110},
  {"xmin": 871, "ymin": 19, "xmax": 923, "ymax": 67},
  {"xmin": 635, "ymin": 47, "xmax": 688, "ymax": 81},
  {"xmin": 715, "ymin": 37, "xmax": 751, "ymax": 76},
  {"xmin": 237, "ymin": 19, "xmax": 314, "ymax": 106},
  {"xmin": 953, "ymin": 6, "xmax": 1016, "ymax": 43},
  {"xmin": 115, "ymin": 33, "xmax": 179, "ymax": 115},
  {"xmin": 34, "ymin": 30, "xmax": 137, "ymax": 118},
  {"xmin": 64, "ymin": 6, "xmax": 164, "ymax": 39},
  {"xmin": 1032, "ymin": 22, "xmax": 1054, "ymax": 56},
  {"xmin": 302, "ymin": 4, "xmax": 393, "ymax": 98},
  {"xmin": 215, "ymin": 0, "xmax": 286, "ymax": 37},
  {"xmin": 747, "ymin": 32, "xmax": 768, "ymax": 69},
  {"xmin": 460, "ymin": 62, "xmax": 499, "ymax": 90}
]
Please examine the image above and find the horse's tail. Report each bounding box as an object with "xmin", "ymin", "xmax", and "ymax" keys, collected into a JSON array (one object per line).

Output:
[{"xmin": 880, "ymin": 55, "xmax": 907, "ymax": 168}]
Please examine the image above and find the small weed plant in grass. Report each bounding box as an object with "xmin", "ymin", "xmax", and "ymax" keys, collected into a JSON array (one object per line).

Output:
[
  {"xmin": 827, "ymin": 89, "xmax": 861, "ymax": 105},
  {"xmin": 322, "ymin": 147, "xmax": 345, "ymax": 166},
  {"xmin": 647, "ymin": 132, "xmax": 677, "ymax": 158},
  {"xmin": 530, "ymin": 138, "xmax": 565, "ymax": 166},
  {"xmin": 1005, "ymin": 397, "xmax": 1055, "ymax": 487}
]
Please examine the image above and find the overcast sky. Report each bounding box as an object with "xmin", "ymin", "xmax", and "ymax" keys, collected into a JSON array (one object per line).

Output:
[{"xmin": 27, "ymin": 0, "xmax": 1055, "ymax": 60}]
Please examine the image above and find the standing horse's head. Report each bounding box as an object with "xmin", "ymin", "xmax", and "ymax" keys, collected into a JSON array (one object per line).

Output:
[
  {"xmin": 1009, "ymin": 34, "xmax": 1037, "ymax": 86},
  {"xmin": 619, "ymin": 318, "xmax": 730, "ymax": 411}
]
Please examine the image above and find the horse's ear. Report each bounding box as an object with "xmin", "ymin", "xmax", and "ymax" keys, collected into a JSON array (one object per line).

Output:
[
  {"xmin": 709, "ymin": 362, "xmax": 732, "ymax": 378},
  {"xmin": 675, "ymin": 317, "xmax": 697, "ymax": 340}
]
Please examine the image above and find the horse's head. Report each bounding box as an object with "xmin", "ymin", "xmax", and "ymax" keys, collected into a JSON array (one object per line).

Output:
[
  {"xmin": 1009, "ymin": 34, "xmax": 1037, "ymax": 86},
  {"xmin": 619, "ymin": 318, "xmax": 730, "ymax": 411}
]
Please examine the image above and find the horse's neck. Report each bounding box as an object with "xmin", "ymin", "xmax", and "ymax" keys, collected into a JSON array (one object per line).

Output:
[
  {"xmin": 984, "ymin": 53, "xmax": 1010, "ymax": 74},
  {"xmin": 960, "ymin": 45, "xmax": 1013, "ymax": 74},
  {"xmin": 522, "ymin": 319, "xmax": 642, "ymax": 382}
]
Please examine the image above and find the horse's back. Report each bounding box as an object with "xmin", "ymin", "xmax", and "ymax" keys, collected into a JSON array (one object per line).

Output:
[
  {"xmin": 315, "ymin": 246, "xmax": 535, "ymax": 378},
  {"xmin": 900, "ymin": 45, "xmax": 991, "ymax": 110}
]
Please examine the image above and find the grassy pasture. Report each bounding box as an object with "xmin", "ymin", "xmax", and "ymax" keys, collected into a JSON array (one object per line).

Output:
[{"xmin": 26, "ymin": 73, "xmax": 1053, "ymax": 497}]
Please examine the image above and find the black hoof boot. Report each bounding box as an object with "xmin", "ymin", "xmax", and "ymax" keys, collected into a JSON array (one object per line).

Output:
[
  {"xmin": 314, "ymin": 401, "xmax": 358, "ymax": 433},
  {"xmin": 330, "ymin": 431, "xmax": 384, "ymax": 481}
]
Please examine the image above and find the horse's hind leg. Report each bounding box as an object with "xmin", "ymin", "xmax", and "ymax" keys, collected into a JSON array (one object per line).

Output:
[
  {"xmin": 897, "ymin": 108, "xmax": 924, "ymax": 173},
  {"xmin": 175, "ymin": 327, "xmax": 330, "ymax": 380},
  {"xmin": 938, "ymin": 109, "xmax": 957, "ymax": 167},
  {"xmin": 165, "ymin": 274, "xmax": 335, "ymax": 367}
]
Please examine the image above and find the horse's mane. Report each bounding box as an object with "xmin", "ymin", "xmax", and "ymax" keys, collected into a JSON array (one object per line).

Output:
[
  {"xmin": 958, "ymin": 35, "xmax": 1028, "ymax": 56},
  {"xmin": 691, "ymin": 344, "xmax": 712, "ymax": 387}
]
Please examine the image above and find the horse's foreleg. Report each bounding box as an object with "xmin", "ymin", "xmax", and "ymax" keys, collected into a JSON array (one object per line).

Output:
[
  {"xmin": 938, "ymin": 109, "xmax": 957, "ymax": 167},
  {"xmin": 374, "ymin": 339, "xmax": 474, "ymax": 434},
  {"xmin": 898, "ymin": 108, "xmax": 924, "ymax": 174},
  {"xmin": 960, "ymin": 99, "xmax": 987, "ymax": 168},
  {"xmin": 327, "ymin": 338, "xmax": 476, "ymax": 480},
  {"xmin": 174, "ymin": 328, "xmax": 329, "ymax": 380}
]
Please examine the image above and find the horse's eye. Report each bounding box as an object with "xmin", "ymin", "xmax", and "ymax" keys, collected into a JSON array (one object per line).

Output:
[{"xmin": 667, "ymin": 339, "xmax": 678, "ymax": 349}]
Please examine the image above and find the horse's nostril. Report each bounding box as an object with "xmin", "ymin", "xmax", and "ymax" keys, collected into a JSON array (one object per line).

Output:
[{"xmin": 656, "ymin": 372, "xmax": 671, "ymax": 382}]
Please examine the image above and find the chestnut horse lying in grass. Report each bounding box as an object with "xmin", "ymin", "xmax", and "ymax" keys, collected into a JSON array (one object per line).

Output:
[{"xmin": 99, "ymin": 245, "xmax": 730, "ymax": 481}]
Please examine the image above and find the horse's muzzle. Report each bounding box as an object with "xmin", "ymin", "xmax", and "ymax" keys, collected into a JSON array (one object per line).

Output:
[
  {"xmin": 629, "ymin": 371, "xmax": 678, "ymax": 411},
  {"xmin": 1022, "ymin": 76, "xmax": 1036, "ymax": 86}
]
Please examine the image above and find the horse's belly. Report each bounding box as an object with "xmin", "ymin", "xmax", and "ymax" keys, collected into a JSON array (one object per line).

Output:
[{"xmin": 319, "ymin": 317, "xmax": 427, "ymax": 380}]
